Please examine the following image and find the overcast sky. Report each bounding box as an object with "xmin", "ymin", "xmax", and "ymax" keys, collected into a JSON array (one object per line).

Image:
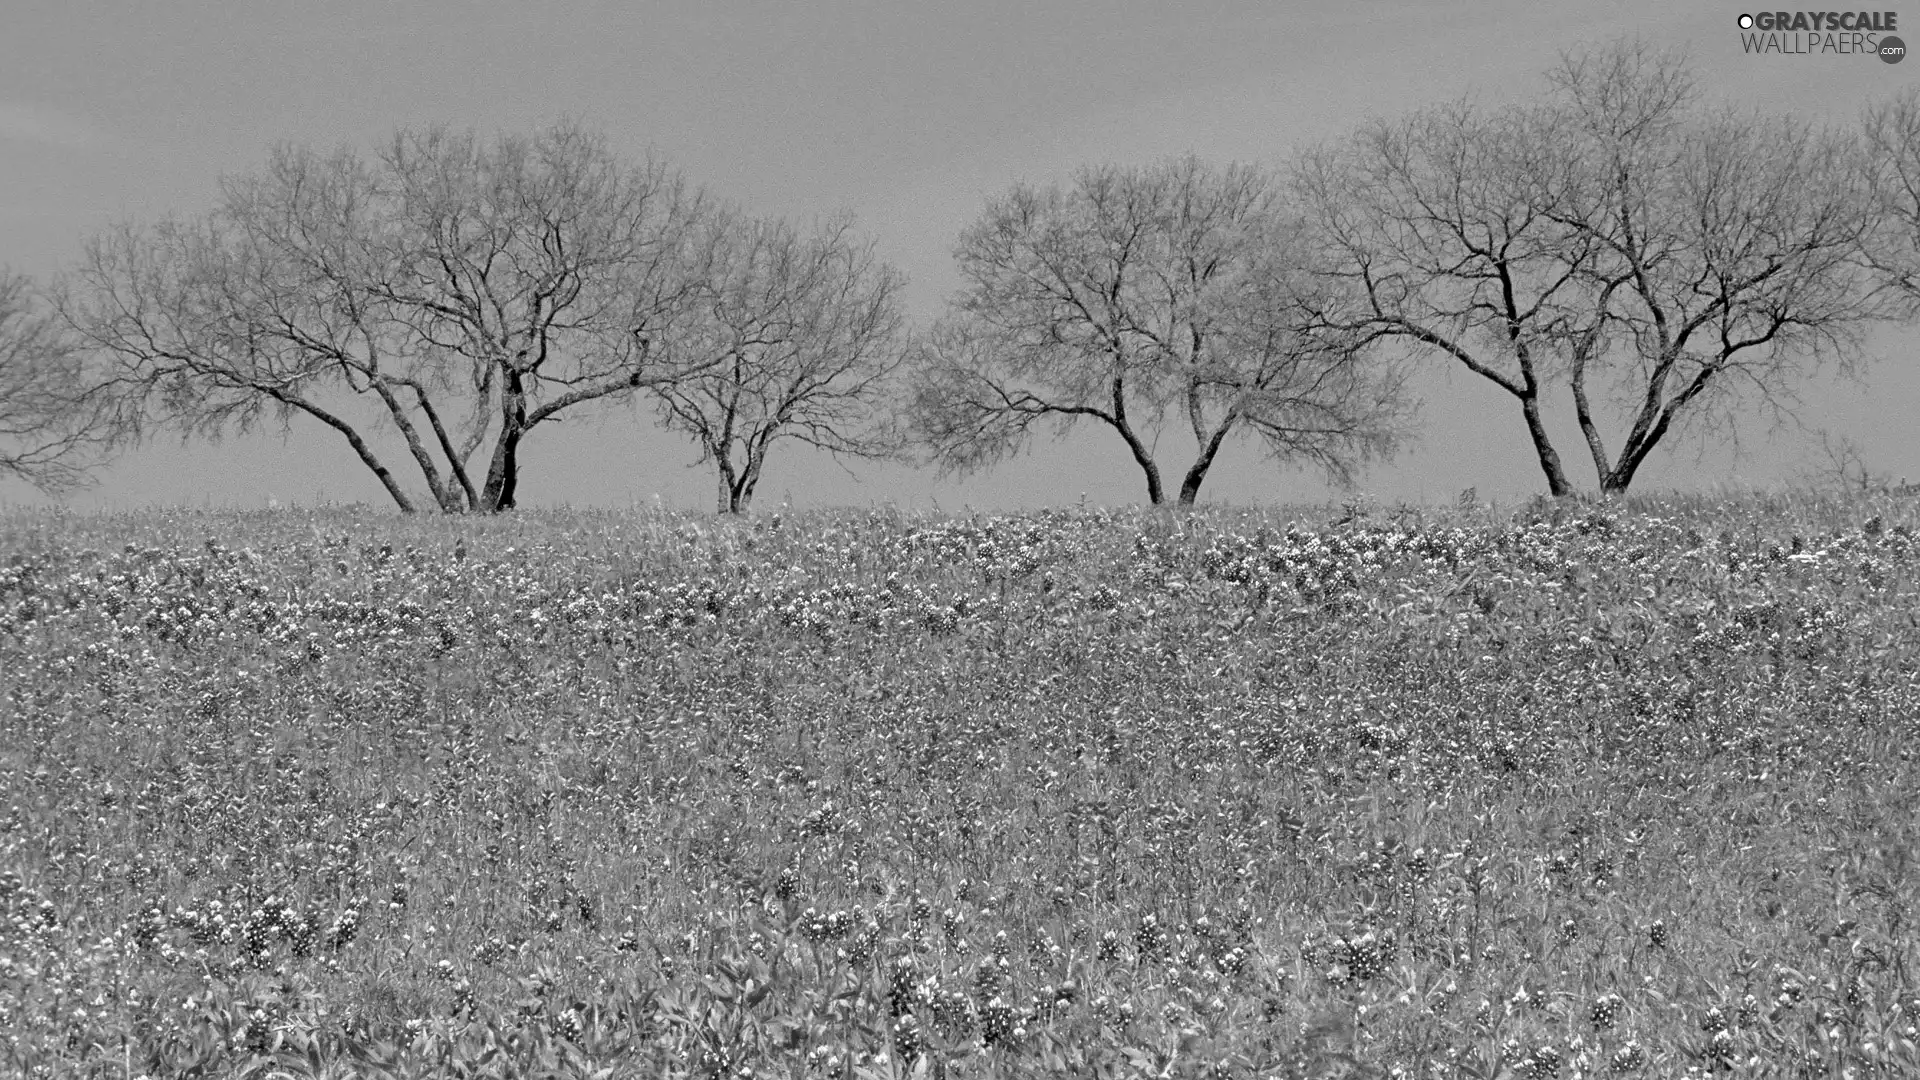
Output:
[{"xmin": 3, "ymin": 0, "xmax": 1915, "ymax": 512}]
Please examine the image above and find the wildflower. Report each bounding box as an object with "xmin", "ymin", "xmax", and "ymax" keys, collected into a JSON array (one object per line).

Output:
[
  {"xmin": 284, "ymin": 910, "xmax": 318, "ymax": 958},
  {"xmin": 243, "ymin": 1008, "xmax": 274, "ymax": 1052},
  {"xmin": 1590, "ymin": 994, "xmax": 1622, "ymax": 1030},
  {"xmin": 932, "ymin": 989, "xmax": 972, "ymax": 1036},
  {"xmin": 1340, "ymin": 931, "xmax": 1388, "ymax": 981},
  {"xmin": 892, "ymin": 1013, "xmax": 923, "ymax": 1062},
  {"xmin": 980, "ymin": 996, "xmax": 1014, "ymax": 1047},
  {"xmin": 798, "ymin": 907, "xmax": 827, "ymax": 943},
  {"xmin": 1134, "ymin": 914, "xmax": 1165, "ymax": 959},
  {"xmin": 473, "ymin": 936, "xmax": 509, "ymax": 965},
  {"xmin": 1776, "ymin": 974, "xmax": 1804, "ymax": 1007},
  {"xmin": 242, "ymin": 907, "xmax": 277, "ymax": 955},
  {"xmin": 974, "ymin": 956, "xmax": 1007, "ymax": 1001},
  {"xmin": 1396, "ymin": 848, "xmax": 1432, "ymax": 885},
  {"xmin": 1706, "ymin": 1027, "xmax": 1734, "ymax": 1066},
  {"xmin": 1647, "ymin": 920, "xmax": 1667, "ymax": 948},
  {"xmin": 846, "ymin": 923, "xmax": 879, "ymax": 969},
  {"xmin": 888, "ymin": 955, "xmax": 916, "ymax": 1017},
  {"xmin": 1218, "ymin": 945, "xmax": 1249, "ymax": 977},
  {"xmin": 327, "ymin": 907, "xmax": 360, "ymax": 951}
]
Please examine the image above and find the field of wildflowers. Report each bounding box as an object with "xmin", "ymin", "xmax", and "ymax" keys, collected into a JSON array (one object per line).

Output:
[{"xmin": 2, "ymin": 490, "xmax": 1918, "ymax": 1078}]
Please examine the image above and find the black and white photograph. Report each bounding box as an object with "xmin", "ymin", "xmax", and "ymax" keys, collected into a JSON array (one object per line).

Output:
[{"xmin": 3, "ymin": 2, "xmax": 1919, "ymax": 1076}]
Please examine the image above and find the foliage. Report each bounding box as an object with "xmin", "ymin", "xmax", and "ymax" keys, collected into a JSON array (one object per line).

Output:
[{"xmin": 3, "ymin": 488, "xmax": 1920, "ymax": 1077}]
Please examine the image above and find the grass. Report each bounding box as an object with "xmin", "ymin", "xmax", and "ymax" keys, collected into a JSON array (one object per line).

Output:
[{"xmin": 1, "ymin": 486, "xmax": 1918, "ymax": 1078}]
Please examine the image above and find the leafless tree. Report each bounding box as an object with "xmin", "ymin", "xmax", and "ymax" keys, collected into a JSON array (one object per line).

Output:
[
  {"xmin": 1293, "ymin": 97, "xmax": 1598, "ymax": 495},
  {"xmin": 58, "ymin": 123, "xmax": 717, "ymax": 512},
  {"xmin": 0, "ymin": 270, "xmax": 113, "ymax": 493},
  {"xmin": 1294, "ymin": 38, "xmax": 1888, "ymax": 496},
  {"xmin": 906, "ymin": 155, "xmax": 1412, "ymax": 507},
  {"xmin": 1795, "ymin": 428, "xmax": 1904, "ymax": 495},
  {"xmin": 647, "ymin": 211, "xmax": 911, "ymax": 514},
  {"xmin": 1549, "ymin": 43, "xmax": 1886, "ymax": 493},
  {"xmin": 1860, "ymin": 84, "xmax": 1920, "ymax": 316}
]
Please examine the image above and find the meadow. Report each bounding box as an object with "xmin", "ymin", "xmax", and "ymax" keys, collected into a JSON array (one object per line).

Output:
[{"xmin": 1, "ymin": 490, "xmax": 1917, "ymax": 1079}]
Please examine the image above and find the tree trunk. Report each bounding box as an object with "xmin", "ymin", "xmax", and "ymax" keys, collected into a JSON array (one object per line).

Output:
[
  {"xmin": 1104, "ymin": 370, "xmax": 1164, "ymax": 505},
  {"xmin": 1176, "ymin": 420, "xmax": 1235, "ymax": 507},
  {"xmin": 733, "ymin": 445, "xmax": 767, "ymax": 514},
  {"xmin": 481, "ymin": 368, "xmax": 529, "ymax": 512},
  {"xmin": 496, "ymin": 436, "xmax": 519, "ymax": 511},
  {"xmin": 1518, "ymin": 394, "xmax": 1574, "ymax": 497},
  {"xmin": 716, "ymin": 454, "xmax": 738, "ymax": 514},
  {"xmin": 328, "ymin": 423, "xmax": 417, "ymax": 513},
  {"xmin": 1602, "ymin": 436, "xmax": 1662, "ymax": 493},
  {"xmin": 481, "ymin": 427, "xmax": 522, "ymax": 511},
  {"xmin": 274, "ymin": 391, "xmax": 419, "ymax": 513},
  {"xmin": 1570, "ymin": 361, "xmax": 1612, "ymax": 492},
  {"xmin": 1137, "ymin": 458, "xmax": 1164, "ymax": 505},
  {"xmin": 366, "ymin": 376, "xmax": 460, "ymax": 510},
  {"xmin": 1112, "ymin": 417, "xmax": 1163, "ymax": 504},
  {"xmin": 1601, "ymin": 353, "xmax": 1715, "ymax": 494}
]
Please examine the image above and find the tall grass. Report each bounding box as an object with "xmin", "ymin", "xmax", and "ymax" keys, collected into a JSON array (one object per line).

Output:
[{"xmin": 2, "ymin": 488, "xmax": 1917, "ymax": 1078}]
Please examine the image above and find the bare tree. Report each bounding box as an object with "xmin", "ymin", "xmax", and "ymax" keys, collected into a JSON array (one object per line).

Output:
[
  {"xmin": 1294, "ymin": 97, "xmax": 1599, "ymax": 495},
  {"xmin": 1549, "ymin": 43, "xmax": 1885, "ymax": 493},
  {"xmin": 1860, "ymin": 84, "xmax": 1920, "ymax": 315},
  {"xmin": 647, "ymin": 211, "xmax": 911, "ymax": 514},
  {"xmin": 59, "ymin": 124, "xmax": 716, "ymax": 513},
  {"xmin": 0, "ymin": 270, "xmax": 113, "ymax": 493},
  {"xmin": 906, "ymin": 155, "xmax": 1411, "ymax": 507},
  {"xmin": 1295, "ymin": 38, "xmax": 1887, "ymax": 496},
  {"xmin": 1796, "ymin": 428, "xmax": 1904, "ymax": 495}
]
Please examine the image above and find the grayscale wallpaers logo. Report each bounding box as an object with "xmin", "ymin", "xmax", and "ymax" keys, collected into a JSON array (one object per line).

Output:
[{"xmin": 1737, "ymin": 11, "xmax": 1904, "ymax": 60}]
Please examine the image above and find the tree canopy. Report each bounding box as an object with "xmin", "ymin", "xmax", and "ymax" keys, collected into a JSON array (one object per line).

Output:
[{"xmin": 907, "ymin": 155, "xmax": 1412, "ymax": 507}]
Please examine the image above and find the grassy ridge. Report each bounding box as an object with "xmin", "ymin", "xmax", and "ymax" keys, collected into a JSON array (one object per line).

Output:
[{"xmin": 2, "ymin": 490, "xmax": 1918, "ymax": 1078}]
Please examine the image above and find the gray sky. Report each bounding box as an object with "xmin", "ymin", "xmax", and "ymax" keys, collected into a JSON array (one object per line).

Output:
[{"xmin": 3, "ymin": 0, "xmax": 1916, "ymax": 512}]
